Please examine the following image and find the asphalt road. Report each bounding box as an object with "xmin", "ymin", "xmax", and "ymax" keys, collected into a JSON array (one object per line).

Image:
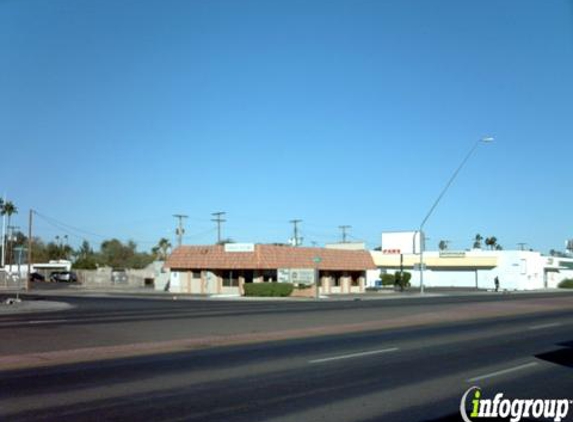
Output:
[{"xmin": 1, "ymin": 292, "xmax": 572, "ymax": 421}]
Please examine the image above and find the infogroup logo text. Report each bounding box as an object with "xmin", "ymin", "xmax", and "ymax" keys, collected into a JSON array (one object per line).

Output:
[{"xmin": 460, "ymin": 386, "xmax": 571, "ymax": 422}]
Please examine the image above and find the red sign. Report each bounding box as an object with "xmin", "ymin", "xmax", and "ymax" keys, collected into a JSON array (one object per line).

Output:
[{"xmin": 382, "ymin": 249, "xmax": 401, "ymax": 254}]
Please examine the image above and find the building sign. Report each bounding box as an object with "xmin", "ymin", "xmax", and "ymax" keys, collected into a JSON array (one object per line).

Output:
[
  {"xmin": 277, "ymin": 268, "xmax": 315, "ymax": 285},
  {"xmin": 381, "ymin": 231, "xmax": 422, "ymax": 254},
  {"xmin": 439, "ymin": 251, "xmax": 467, "ymax": 258},
  {"xmin": 382, "ymin": 249, "xmax": 401, "ymax": 254},
  {"xmin": 224, "ymin": 243, "xmax": 255, "ymax": 253}
]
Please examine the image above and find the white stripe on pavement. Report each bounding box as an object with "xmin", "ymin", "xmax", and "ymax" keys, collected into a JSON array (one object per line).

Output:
[
  {"xmin": 309, "ymin": 347, "xmax": 399, "ymax": 364},
  {"xmin": 467, "ymin": 362, "xmax": 539, "ymax": 382},
  {"xmin": 528, "ymin": 322, "xmax": 562, "ymax": 330}
]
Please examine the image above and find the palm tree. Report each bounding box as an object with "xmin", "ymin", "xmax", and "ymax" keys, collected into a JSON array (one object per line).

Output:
[
  {"xmin": 152, "ymin": 238, "xmax": 172, "ymax": 261},
  {"xmin": 438, "ymin": 240, "xmax": 449, "ymax": 251},
  {"xmin": 473, "ymin": 234, "xmax": 483, "ymax": 249},
  {"xmin": 1, "ymin": 201, "xmax": 17, "ymax": 265},
  {"xmin": 485, "ymin": 236, "xmax": 498, "ymax": 250}
]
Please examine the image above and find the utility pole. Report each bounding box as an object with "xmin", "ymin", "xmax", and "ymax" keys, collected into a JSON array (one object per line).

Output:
[
  {"xmin": 173, "ymin": 214, "xmax": 188, "ymax": 247},
  {"xmin": 211, "ymin": 212, "xmax": 226, "ymax": 244},
  {"xmin": 339, "ymin": 225, "xmax": 351, "ymax": 243},
  {"xmin": 27, "ymin": 210, "xmax": 33, "ymax": 291},
  {"xmin": 517, "ymin": 242, "xmax": 527, "ymax": 251},
  {"xmin": 7, "ymin": 225, "xmax": 19, "ymax": 267},
  {"xmin": 289, "ymin": 219, "xmax": 302, "ymax": 247}
]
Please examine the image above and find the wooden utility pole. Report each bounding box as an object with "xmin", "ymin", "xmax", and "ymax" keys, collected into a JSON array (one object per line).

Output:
[
  {"xmin": 339, "ymin": 225, "xmax": 351, "ymax": 243},
  {"xmin": 212, "ymin": 212, "xmax": 226, "ymax": 244},
  {"xmin": 289, "ymin": 219, "xmax": 302, "ymax": 247},
  {"xmin": 173, "ymin": 214, "xmax": 188, "ymax": 247}
]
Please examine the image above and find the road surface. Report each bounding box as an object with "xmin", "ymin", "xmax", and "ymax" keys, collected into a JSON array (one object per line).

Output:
[{"xmin": 1, "ymin": 292, "xmax": 572, "ymax": 421}]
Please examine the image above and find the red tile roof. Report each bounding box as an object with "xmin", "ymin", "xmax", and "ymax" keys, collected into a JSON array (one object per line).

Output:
[{"xmin": 165, "ymin": 244, "xmax": 376, "ymax": 271}]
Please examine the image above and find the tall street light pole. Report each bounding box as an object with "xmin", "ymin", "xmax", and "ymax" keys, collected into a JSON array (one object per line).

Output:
[{"xmin": 418, "ymin": 136, "xmax": 494, "ymax": 294}]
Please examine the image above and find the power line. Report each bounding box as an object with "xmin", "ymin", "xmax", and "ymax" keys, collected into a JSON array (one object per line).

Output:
[{"xmin": 34, "ymin": 211, "xmax": 109, "ymax": 240}]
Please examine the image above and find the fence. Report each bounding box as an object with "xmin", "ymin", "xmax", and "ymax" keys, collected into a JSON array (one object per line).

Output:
[
  {"xmin": 0, "ymin": 271, "xmax": 25, "ymax": 290},
  {"xmin": 75, "ymin": 268, "xmax": 156, "ymax": 289}
]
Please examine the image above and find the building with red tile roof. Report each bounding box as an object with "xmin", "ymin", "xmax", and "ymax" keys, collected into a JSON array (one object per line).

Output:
[{"xmin": 164, "ymin": 243, "xmax": 376, "ymax": 295}]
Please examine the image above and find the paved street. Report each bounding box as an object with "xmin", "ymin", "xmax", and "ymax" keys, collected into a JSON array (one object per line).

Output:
[{"xmin": 1, "ymin": 292, "xmax": 572, "ymax": 421}]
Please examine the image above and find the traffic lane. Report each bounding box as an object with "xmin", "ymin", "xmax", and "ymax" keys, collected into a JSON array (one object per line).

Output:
[
  {"xmin": 2, "ymin": 292, "xmax": 572, "ymax": 333},
  {"xmin": 4, "ymin": 310, "xmax": 572, "ymax": 395},
  {"xmin": 10, "ymin": 290, "xmax": 573, "ymax": 317},
  {"xmin": 1, "ymin": 293, "xmax": 572, "ymax": 358},
  {"xmin": 1, "ymin": 315, "xmax": 572, "ymax": 421}
]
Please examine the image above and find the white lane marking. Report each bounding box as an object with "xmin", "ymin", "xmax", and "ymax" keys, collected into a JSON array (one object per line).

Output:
[
  {"xmin": 467, "ymin": 362, "xmax": 539, "ymax": 382},
  {"xmin": 0, "ymin": 319, "xmax": 69, "ymax": 327},
  {"xmin": 528, "ymin": 322, "xmax": 563, "ymax": 330},
  {"xmin": 27, "ymin": 319, "xmax": 69, "ymax": 325},
  {"xmin": 309, "ymin": 347, "xmax": 399, "ymax": 364}
]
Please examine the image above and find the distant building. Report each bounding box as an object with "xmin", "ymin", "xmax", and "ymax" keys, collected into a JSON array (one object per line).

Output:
[
  {"xmin": 325, "ymin": 242, "xmax": 366, "ymax": 251},
  {"xmin": 369, "ymin": 232, "xmax": 573, "ymax": 290}
]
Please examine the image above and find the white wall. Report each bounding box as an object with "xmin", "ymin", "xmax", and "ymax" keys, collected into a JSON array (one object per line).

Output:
[{"xmin": 371, "ymin": 249, "xmax": 550, "ymax": 291}]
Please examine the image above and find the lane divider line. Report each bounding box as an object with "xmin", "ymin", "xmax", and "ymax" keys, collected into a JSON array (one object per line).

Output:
[
  {"xmin": 309, "ymin": 347, "xmax": 399, "ymax": 364},
  {"xmin": 528, "ymin": 322, "xmax": 563, "ymax": 330},
  {"xmin": 467, "ymin": 362, "xmax": 539, "ymax": 382}
]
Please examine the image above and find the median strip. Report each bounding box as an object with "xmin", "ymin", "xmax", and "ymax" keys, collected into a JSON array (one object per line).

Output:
[{"xmin": 309, "ymin": 347, "xmax": 399, "ymax": 364}]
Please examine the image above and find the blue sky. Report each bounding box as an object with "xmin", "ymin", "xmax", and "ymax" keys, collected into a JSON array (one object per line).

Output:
[{"xmin": 1, "ymin": 0, "xmax": 572, "ymax": 253}]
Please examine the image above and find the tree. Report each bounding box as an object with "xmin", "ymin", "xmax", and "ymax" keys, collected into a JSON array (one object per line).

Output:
[
  {"xmin": 73, "ymin": 240, "xmax": 98, "ymax": 270},
  {"xmin": 1, "ymin": 200, "xmax": 18, "ymax": 264},
  {"xmin": 151, "ymin": 238, "xmax": 172, "ymax": 261},
  {"xmin": 438, "ymin": 240, "xmax": 449, "ymax": 251},
  {"xmin": 485, "ymin": 236, "xmax": 500, "ymax": 250},
  {"xmin": 99, "ymin": 238, "xmax": 153, "ymax": 269},
  {"xmin": 473, "ymin": 234, "xmax": 483, "ymax": 249}
]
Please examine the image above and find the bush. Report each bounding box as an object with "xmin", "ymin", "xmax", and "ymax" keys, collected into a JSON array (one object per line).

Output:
[
  {"xmin": 244, "ymin": 282, "xmax": 294, "ymax": 297},
  {"xmin": 381, "ymin": 273, "xmax": 395, "ymax": 286},
  {"xmin": 558, "ymin": 279, "xmax": 573, "ymax": 289},
  {"xmin": 394, "ymin": 271, "xmax": 412, "ymax": 291},
  {"xmin": 402, "ymin": 271, "xmax": 412, "ymax": 286}
]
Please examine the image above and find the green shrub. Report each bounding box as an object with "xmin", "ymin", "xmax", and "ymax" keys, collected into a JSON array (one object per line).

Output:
[
  {"xmin": 394, "ymin": 271, "xmax": 412, "ymax": 290},
  {"xmin": 402, "ymin": 271, "xmax": 412, "ymax": 286},
  {"xmin": 381, "ymin": 273, "xmax": 395, "ymax": 286},
  {"xmin": 244, "ymin": 282, "xmax": 294, "ymax": 297},
  {"xmin": 558, "ymin": 279, "xmax": 573, "ymax": 289}
]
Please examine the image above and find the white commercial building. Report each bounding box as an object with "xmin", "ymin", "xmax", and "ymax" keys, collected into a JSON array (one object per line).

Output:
[{"xmin": 368, "ymin": 232, "xmax": 573, "ymax": 291}]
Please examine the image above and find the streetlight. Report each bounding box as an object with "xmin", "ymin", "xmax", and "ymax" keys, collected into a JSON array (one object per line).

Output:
[{"xmin": 417, "ymin": 136, "xmax": 494, "ymax": 294}]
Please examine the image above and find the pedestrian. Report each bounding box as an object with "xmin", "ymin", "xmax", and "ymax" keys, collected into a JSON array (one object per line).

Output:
[{"xmin": 494, "ymin": 276, "xmax": 500, "ymax": 292}]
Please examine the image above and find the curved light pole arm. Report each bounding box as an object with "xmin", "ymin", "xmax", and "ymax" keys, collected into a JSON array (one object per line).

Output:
[{"xmin": 418, "ymin": 137, "xmax": 493, "ymax": 294}]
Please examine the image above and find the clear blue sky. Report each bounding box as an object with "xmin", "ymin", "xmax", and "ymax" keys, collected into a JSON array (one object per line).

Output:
[{"xmin": 1, "ymin": 0, "xmax": 572, "ymax": 253}]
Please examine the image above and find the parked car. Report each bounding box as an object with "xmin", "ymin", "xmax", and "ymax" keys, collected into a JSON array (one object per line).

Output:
[
  {"xmin": 29, "ymin": 272, "xmax": 46, "ymax": 282},
  {"xmin": 49, "ymin": 271, "xmax": 78, "ymax": 283}
]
